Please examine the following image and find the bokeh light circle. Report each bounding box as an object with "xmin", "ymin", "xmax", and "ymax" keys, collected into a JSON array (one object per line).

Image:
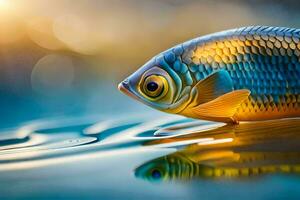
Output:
[
  {"xmin": 31, "ymin": 54, "xmax": 75, "ymax": 96},
  {"xmin": 27, "ymin": 17, "xmax": 65, "ymax": 50},
  {"xmin": 53, "ymin": 14, "xmax": 100, "ymax": 55}
]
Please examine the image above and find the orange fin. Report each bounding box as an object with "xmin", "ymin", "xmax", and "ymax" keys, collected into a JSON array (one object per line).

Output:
[
  {"xmin": 190, "ymin": 89, "xmax": 251, "ymax": 120},
  {"xmin": 191, "ymin": 70, "xmax": 234, "ymax": 105}
]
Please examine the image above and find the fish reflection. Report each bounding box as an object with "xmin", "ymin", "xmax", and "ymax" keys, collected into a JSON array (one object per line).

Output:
[{"xmin": 135, "ymin": 119, "xmax": 300, "ymax": 181}]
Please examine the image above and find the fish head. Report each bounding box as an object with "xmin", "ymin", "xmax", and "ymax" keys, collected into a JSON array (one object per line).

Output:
[
  {"xmin": 118, "ymin": 51, "xmax": 191, "ymax": 113},
  {"xmin": 135, "ymin": 153, "xmax": 202, "ymax": 182},
  {"xmin": 134, "ymin": 156, "xmax": 170, "ymax": 182}
]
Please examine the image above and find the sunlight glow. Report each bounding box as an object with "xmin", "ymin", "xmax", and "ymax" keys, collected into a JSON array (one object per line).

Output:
[{"xmin": 0, "ymin": 0, "xmax": 9, "ymax": 8}]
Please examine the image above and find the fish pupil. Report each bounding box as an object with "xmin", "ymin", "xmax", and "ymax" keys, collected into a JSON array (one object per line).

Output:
[
  {"xmin": 147, "ymin": 82, "xmax": 158, "ymax": 92},
  {"xmin": 151, "ymin": 169, "xmax": 161, "ymax": 179}
]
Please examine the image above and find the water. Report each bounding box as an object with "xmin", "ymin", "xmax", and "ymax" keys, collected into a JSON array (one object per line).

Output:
[{"xmin": 1, "ymin": 113, "xmax": 300, "ymax": 200}]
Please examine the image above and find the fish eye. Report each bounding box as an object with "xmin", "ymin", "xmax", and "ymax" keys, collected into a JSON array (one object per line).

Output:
[
  {"xmin": 146, "ymin": 82, "xmax": 158, "ymax": 92},
  {"xmin": 151, "ymin": 169, "xmax": 162, "ymax": 179},
  {"xmin": 142, "ymin": 75, "xmax": 168, "ymax": 99}
]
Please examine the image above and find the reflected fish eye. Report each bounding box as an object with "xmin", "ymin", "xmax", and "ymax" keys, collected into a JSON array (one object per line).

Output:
[
  {"xmin": 142, "ymin": 75, "xmax": 168, "ymax": 99},
  {"xmin": 151, "ymin": 169, "xmax": 162, "ymax": 179}
]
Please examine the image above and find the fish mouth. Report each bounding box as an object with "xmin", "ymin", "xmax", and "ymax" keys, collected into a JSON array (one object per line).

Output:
[{"xmin": 118, "ymin": 80, "xmax": 141, "ymax": 102}]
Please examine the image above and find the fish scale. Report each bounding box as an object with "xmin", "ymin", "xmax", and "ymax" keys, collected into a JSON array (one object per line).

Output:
[{"xmin": 163, "ymin": 26, "xmax": 300, "ymax": 121}]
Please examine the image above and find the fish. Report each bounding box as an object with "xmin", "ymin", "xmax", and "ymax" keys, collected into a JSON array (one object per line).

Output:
[
  {"xmin": 118, "ymin": 26, "xmax": 300, "ymax": 123},
  {"xmin": 135, "ymin": 119, "xmax": 300, "ymax": 181},
  {"xmin": 135, "ymin": 152, "xmax": 300, "ymax": 181}
]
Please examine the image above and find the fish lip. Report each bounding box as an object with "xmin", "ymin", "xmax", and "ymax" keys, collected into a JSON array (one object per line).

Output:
[{"xmin": 118, "ymin": 80, "xmax": 142, "ymax": 102}]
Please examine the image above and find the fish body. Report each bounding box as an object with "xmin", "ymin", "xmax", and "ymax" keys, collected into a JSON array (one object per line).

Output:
[
  {"xmin": 119, "ymin": 26, "xmax": 300, "ymax": 123},
  {"xmin": 135, "ymin": 152, "xmax": 300, "ymax": 181}
]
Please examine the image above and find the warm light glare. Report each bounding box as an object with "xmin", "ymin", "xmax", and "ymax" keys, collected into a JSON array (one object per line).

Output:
[{"xmin": 0, "ymin": 0, "xmax": 9, "ymax": 8}]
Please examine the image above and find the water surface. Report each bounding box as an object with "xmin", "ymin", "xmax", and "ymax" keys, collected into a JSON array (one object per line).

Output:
[{"xmin": 1, "ymin": 113, "xmax": 300, "ymax": 200}]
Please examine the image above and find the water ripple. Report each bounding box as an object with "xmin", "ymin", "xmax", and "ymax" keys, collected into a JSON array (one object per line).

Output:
[
  {"xmin": 1, "ymin": 114, "xmax": 300, "ymax": 179},
  {"xmin": 0, "ymin": 114, "xmax": 195, "ymax": 170}
]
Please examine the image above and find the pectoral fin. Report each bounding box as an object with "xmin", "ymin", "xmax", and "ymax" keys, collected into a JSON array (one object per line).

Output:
[
  {"xmin": 191, "ymin": 70, "xmax": 234, "ymax": 105},
  {"xmin": 190, "ymin": 89, "xmax": 251, "ymax": 120}
]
